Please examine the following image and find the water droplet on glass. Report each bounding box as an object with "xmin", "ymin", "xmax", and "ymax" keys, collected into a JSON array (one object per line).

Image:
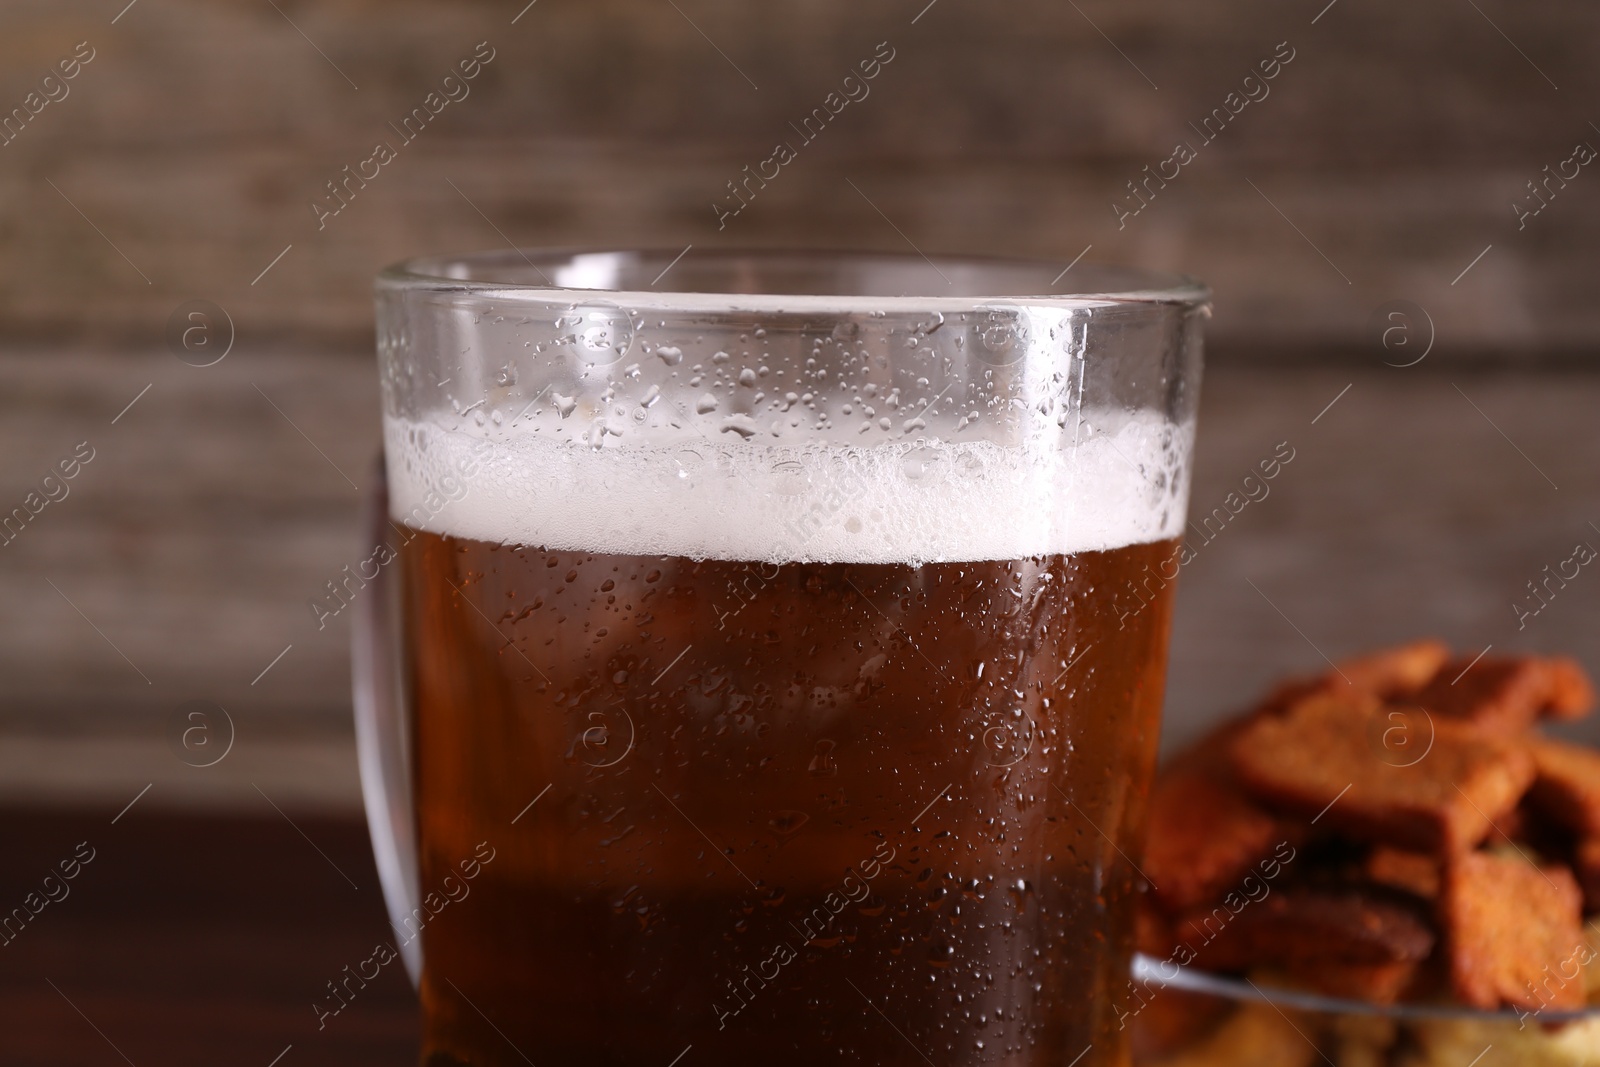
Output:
[
  {"xmin": 674, "ymin": 449, "xmax": 704, "ymax": 483},
  {"xmin": 808, "ymin": 739, "xmax": 837, "ymax": 777},
  {"xmin": 969, "ymin": 310, "xmax": 1029, "ymax": 366},
  {"xmin": 695, "ymin": 393, "xmax": 718, "ymax": 414},
  {"xmin": 567, "ymin": 304, "xmax": 634, "ymax": 366},
  {"xmin": 553, "ymin": 392, "xmax": 577, "ymax": 418},
  {"xmin": 769, "ymin": 810, "xmax": 809, "ymax": 842},
  {"xmin": 720, "ymin": 413, "xmax": 759, "ymax": 438},
  {"xmin": 656, "ymin": 345, "xmax": 683, "ymax": 366}
]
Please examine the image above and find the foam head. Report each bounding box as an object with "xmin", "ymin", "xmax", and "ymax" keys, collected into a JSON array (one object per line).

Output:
[{"xmin": 385, "ymin": 410, "xmax": 1192, "ymax": 564}]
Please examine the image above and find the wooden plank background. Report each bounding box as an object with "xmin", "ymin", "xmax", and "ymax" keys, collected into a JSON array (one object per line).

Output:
[
  {"xmin": 1, "ymin": 0, "xmax": 1598, "ymax": 809},
  {"xmin": 0, "ymin": 0, "xmax": 1596, "ymax": 354},
  {"xmin": 0, "ymin": 805, "xmax": 417, "ymax": 1064}
]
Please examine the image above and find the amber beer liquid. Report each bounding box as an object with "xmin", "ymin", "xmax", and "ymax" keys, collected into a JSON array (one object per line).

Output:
[{"xmin": 389, "ymin": 415, "xmax": 1185, "ymax": 1067}]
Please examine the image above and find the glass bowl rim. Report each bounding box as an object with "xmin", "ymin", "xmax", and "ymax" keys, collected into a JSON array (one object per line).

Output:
[{"xmin": 1132, "ymin": 953, "xmax": 1600, "ymax": 1023}]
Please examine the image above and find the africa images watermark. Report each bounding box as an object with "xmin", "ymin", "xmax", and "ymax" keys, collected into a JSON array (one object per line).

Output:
[
  {"xmin": 1112, "ymin": 440, "xmax": 1297, "ymax": 630},
  {"xmin": 0, "ymin": 40, "xmax": 96, "ymax": 148},
  {"xmin": 1512, "ymin": 530, "xmax": 1596, "ymax": 631},
  {"xmin": 710, "ymin": 839, "xmax": 896, "ymax": 1030},
  {"xmin": 1511, "ymin": 131, "xmax": 1596, "ymax": 230},
  {"xmin": 713, "ymin": 40, "xmax": 898, "ymax": 230},
  {"xmin": 311, "ymin": 41, "xmax": 497, "ymax": 230},
  {"xmin": 0, "ymin": 841, "xmax": 97, "ymax": 949},
  {"xmin": 313, "ymin": 841, "xmax": 496, "ymax": 1029},
  {"xmin": 1112, "ymin": 40, "xmax": 1296, "ymax": 230},
  {"xmin": 708, "ymin": 458, "xmax": 875, "ymax": 630},
  {"xmin": 308, "ymin": 438, "xmax": 492, "ymax": 629},
  {"xmin": 1, "ymin": 441, "xmax": 97, "ymax": 548},
  {"xmin": 1514, "ymin": 935, "xmax": 1598, "ymax": 1030},
  {"xmin": 1114, "ymin": 840, "xmax": 1298, "ymax": 1030}
]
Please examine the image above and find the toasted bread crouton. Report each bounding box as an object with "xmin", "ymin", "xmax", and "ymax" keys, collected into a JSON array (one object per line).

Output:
[
  {"xmin": 1335, "ymin": 639, "xmax": 1452, "ymax": 699},
  {"xmin": 1526, "ymin": 737, "xmax": 1600, "ymax": 838},
  {"xmin": 1413, "ymin": 656, "xmax": 1591, "ymax": 736},
  {"xmin": 1251, "ymin": 676, "xmax": 1334, "ymax": 719},
  {"xmin": 1230, "ymin": 693, "xmax": 1536, "ymax": 853},
  {"xmin": 1144, "ymin": 769, "xmax": 1286, "ymax": 914},
  {"xmin": 1250, "ymin": 642, "xmax": 1452, "ymax": 720},
  {"xmin": 1285, "ymin": 958, "xmax": 1422, "ymax": 1005},
  {"xmin": 1367, "ymin": 846, "xmax": 1440, "ymax": 900},
  {"xmin": 1442, "ymin": 851, "xmax": 1587, "ymax": 1011},
  {"xmin": 1545, "ymin": 657, "xmax": 1596, "ymax": 720},
  {"xmin": 1182, "ymin": 886, "xmax": 1435, "ymax": 975}
]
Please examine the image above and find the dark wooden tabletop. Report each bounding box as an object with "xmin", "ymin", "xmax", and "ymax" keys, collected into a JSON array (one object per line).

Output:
[{"xmin": 0, "ymin": 805, "xmax": 418, "ymax": 1067}]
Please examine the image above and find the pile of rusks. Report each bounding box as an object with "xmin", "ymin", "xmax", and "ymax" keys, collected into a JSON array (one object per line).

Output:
[{"xmin": 1135, "ymin": 641, "xmax": 1600, "ymax": 1067}]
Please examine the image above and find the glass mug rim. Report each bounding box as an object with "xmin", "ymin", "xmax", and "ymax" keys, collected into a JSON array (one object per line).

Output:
[
  {"xmin": 376, "ymin": 246, "xmax": 1210, "ymax": 312},
  {"xmin": 361, "ymin": 245, "xmax": 1207, "ymax": 1065}
]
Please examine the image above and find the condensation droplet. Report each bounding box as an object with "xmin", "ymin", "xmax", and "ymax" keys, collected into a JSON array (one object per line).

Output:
[
  {"xmin": 567, "ymin": 304, "xmax": 634, "ymax": 365},
  {"xmin": 768, "ymin": 810, "xmax": 809, "ymax": 842},
  {"xmin": 720, "ymin": 413, "xmax": 759, "ymax": 438},
  {"xmin": 808, "ymin": 739, "xmax": 837, "ymax": 777}
]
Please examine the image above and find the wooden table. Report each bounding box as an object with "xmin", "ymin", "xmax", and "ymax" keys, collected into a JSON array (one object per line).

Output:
[{"xmin": 0, "ymin": 805, "xmax": 417, "ymax": 1066}]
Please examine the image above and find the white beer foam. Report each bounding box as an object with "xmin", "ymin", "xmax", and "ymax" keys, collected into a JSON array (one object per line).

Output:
[{"xmin": 384, "ymin": 413, "xmax": 1192, "ymax": 564}]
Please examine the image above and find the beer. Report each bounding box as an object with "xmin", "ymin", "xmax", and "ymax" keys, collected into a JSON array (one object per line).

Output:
[{"xmin": 389, "ymin": 415, "xmax": 1186, "ymax": 1067}]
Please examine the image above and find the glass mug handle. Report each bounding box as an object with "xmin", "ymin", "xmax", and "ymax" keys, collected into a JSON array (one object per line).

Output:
[{"xmin": 350, "ymin": 454, "xmax": 423, "ymax": 984}]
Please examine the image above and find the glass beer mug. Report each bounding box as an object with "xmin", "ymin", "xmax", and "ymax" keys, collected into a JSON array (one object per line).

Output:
[{"xmin": 353, "ymin": 249, "xmax": 1207, "ymax": 1067}]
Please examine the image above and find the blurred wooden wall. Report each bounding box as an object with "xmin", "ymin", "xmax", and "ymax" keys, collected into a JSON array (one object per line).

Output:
[
  {"xmin": 3, "ymin": 0, "xmax": 1600, "ymax": 811},
  {"xmin": 1, "ymin": 0, "xmax": 1597, "ymax": 356}
]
